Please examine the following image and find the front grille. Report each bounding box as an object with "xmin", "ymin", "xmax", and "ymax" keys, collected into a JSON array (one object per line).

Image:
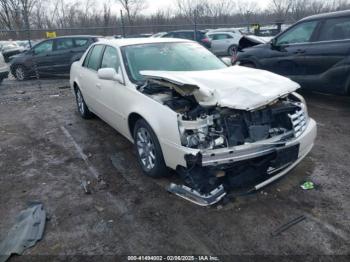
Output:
[{"xmin": 288, "ymin": 109, "xmax": 307, "ymax": 138}]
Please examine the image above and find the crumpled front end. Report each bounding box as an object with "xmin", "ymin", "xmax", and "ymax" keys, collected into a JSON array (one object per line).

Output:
[
  {"xmin": 138, "ymin": 70, "xmax": 317, "ymax": 206},
  {"xmin": 167, "ymin": 92, "xmax": 317, "ymax": 206}
]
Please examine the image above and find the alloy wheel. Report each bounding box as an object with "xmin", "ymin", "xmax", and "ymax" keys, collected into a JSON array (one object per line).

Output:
[
  {"xmin": 76, "ymin": 89, "xmax": 85, "ymax": 115},
  {"xmin": 15, "ymin": 67, "xmax": 25, "ymax": 81},
  {"xmin": 136, "ymin": 127, "xmax": 156, "ymax": 171}
]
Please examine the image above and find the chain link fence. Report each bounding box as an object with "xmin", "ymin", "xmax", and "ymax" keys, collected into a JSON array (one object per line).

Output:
[{"xmin": 0, "ymin": 21, "xmax": 289, "ymax": 41}]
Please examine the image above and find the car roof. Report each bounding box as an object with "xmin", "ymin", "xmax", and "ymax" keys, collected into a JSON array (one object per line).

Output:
[
  {"xmin": 50, "ymin": 35, "xmax": 101, "ymax": 40},
  {"xmin": 167, "ymin": 30, "xmax": 205, "ymax": 33},
  {"xmin": 96, "ymin": 38, "xmax": 193, "ymax": 47},
  {"xmin": 301, "ymin": 10, "xmax": 350, "ymax": 22}
]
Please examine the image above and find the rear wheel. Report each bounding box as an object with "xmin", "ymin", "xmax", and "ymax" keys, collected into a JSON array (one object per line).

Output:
[
  {"xmin": 133, "ymin": 119, "xmax": 167, "ymax": 178},
  {"xmin": 14, "ymin": 65, "xmax": 28, "ymax": 81},
  {"xmin": 228, "ymin": 45, "xmax": 238, "ymax": 56},
  {"xmin": 75, "ymin": 87, "xmax": 92, "ymax": 119}
]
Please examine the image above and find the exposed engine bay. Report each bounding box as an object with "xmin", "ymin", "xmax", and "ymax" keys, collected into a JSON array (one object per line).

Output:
[
  {"xmin": 138, "ymin": 78, "xmax": 309, "ymax": 206},
  {"xmin": 139, "ymin": 79, "xmax": 305, "ymax": 151}
]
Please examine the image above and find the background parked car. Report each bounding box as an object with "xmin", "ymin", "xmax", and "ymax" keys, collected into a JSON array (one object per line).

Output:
[
  {"xmin": 0, "ymin": 41, "xmax": 26, "ymax": 62},
  {"xmin": 151, "ymin": 32, "xmax": 168, "ymax": 38},
  {"xmin": 206, "ymin": 31, "xmax": 241, "ymax": 56},
  {"xmin": 10, "ymin": 35, "xmax": 99, "ymax": 80},
  {"xmin": 0, "ymin": 53, "xmax": 9, "ymax": 84},
  {"xmin": 162, "ymin": 30, "xmax": 211, "ymax": 48},
  {"xmin": 234, "ymin": 10, "xmax": 350, "ymax": 95}
]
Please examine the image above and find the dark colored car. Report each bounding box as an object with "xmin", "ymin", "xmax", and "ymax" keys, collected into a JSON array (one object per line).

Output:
[
  {"xmin": 162, "ymin": 30, "xmax": 211, "ymax": 49},
  {"xmin": 234, "ymin": 10, "xmax": 350, "ymax": 95},
  {"xmin": 10, "ymin": 35, "xmax": 99, "ymax": 80}
]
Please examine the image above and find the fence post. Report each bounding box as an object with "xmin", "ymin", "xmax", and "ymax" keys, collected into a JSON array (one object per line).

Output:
[{"xmin": 120, "ymin": 10, "xmax": 125, "ymax": 37}]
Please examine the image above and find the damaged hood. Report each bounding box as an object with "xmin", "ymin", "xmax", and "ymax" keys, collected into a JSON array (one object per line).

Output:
[{"xmin": 141, "ymin": 66, "xmax": 300, "ymax": 110}]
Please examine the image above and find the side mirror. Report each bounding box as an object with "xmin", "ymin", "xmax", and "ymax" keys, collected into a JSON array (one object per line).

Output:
[
  {"xmin": 221, "ymin": 57, "xmax": 232, "ymax": 66},
  {"xmin": 271, "ymin": 38, "xmax": 278, "ymax": 47},
  {"xmin": 98, "ymin": 67, "xmax": 124, "ymax": 84}
]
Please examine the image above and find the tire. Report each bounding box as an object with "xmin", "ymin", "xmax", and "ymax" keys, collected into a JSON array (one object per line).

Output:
[
  {"xmin": 75, "ymin": 87, "xmax": 93, "ymax": 119},
  {"xmin": 228, "ymin": 45, "xmax": 238, "ymax": 56},
  {"xmin": 14, "ymin": 65, "xmax": 28, "ymax": 81},
  {"xmin": 133, "ymin": 119, "xmax": 167, "ymax": 178},
  {"xmin": 242, "ymin": 62, "xmax": 256, "ymax": 68}
]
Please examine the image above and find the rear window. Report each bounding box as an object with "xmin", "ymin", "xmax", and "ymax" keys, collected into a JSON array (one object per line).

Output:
[
  {"xmin": 55, "ymin": 38, "xmax": 74, "ymax": 51},
  {"xmin": 318, "ymin": 17, "xmax": 350, "ymax": 41},
  {"xmin": 74, "ymin": 38, "xmax": 90, "ymax": 47}
]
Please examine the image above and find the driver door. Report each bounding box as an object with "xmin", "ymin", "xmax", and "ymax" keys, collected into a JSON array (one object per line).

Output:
[
  {"xmin": 32, "ymin": 39, "xmax": 54, "ymax": 75},
  {"xmin": 264, "ymin": 20, "xmax": 320, "ymax": 80}
]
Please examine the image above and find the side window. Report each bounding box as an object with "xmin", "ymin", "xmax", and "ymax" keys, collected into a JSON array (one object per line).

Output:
[
  {"xmin": 318, "ymin": 17, "xmax": 350, "ymax": 41},
  {"xmin": 83, "ymin": 47, "xmax": 94, "ymax": 67},
  {"xmin": 86, "ymin": 45, "xmax": 105, "ymax": 71},
  {"xmin": 164, "ymin": 33, "xmax": 174, "ymax": 38},
  {"xmin": 34, "ymin": 40, "xmax": 53, "ymax": 54},
  {"xmin": 74, "ymin": 38, "xmax": 90, "ymax": 47},
  {"xmin": 276, "ymin": 21, "xmax": 318, "ymax": 45},
  {"xmin": 101, "ymin": 46, "xmax": 121, "ymax": 71},
  {"xmin": 212, "ymin": 34, "xmax": 232, "ymax": 40},
  {"xmin": 55, "ymin": 38, "xmax": 74, "ymax": 51}
]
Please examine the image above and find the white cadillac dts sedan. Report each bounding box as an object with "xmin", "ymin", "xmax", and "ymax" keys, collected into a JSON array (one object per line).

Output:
[{"xmin": 70, "ymin": 38, "xmax": 317, "ymax": 206}]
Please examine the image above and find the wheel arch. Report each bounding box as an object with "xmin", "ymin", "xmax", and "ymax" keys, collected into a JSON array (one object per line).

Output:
[{"xmin": 128, "ymin": 112, "xmax": 144, "ymax": 139}]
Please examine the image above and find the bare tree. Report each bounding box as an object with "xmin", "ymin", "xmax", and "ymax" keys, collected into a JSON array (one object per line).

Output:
[
  {"xmin": 268, "ymin": 0, "xmax": 293, "ymax": 21},
  {"xmin": 117, "ymin": 0, "xmax": 147, "ymax": 25}
]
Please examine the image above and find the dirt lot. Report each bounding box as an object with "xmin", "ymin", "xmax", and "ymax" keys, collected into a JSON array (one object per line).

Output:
[{"xmin": 0, "ymin": 77, "xmax": 349, "ymax": 261}]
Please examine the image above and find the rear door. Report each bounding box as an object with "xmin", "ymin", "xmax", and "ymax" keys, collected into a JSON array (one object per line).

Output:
[
  {"xmin": 51, "ymin": 38, "xmax": 75, "ymax": 74},
  {"xmin": 96, "ymin": 46, "xmax": 126, "ymax": 133},
  {"xmin": 79, "ymin": 44, "xmax": 105, "ymax": 114},
  {"xmin": 301, "ymin": 16, "xmax": 350, "ymax": 92},
  {"xmin": 264, "ymin": 20, "xmax": 319, "ymax": 80}
]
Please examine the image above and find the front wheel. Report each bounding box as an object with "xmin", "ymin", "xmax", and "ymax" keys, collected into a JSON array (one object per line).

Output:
[
  {"xmin": 14, "ymin": 65, "xmax": 28, "ymax": 81},
  {"xmin": 75, "ymin": 87, "xmax": 92, "ymax": 119},
  {"xmin": 133, "ymin": 119, "xmax": 167, "ymax": 178}
]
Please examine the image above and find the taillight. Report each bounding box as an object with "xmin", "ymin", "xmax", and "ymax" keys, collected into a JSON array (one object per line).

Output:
[{"xmin": 202, "ymin": 37, "xmax": 210, "ymax": 43}]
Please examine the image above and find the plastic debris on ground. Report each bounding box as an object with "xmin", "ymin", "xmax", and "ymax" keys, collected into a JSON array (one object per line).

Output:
[
  {"xmin": 0, "ymin": 203, "xmax": 46, "ymax": 262},
  {"xmin": 301, "ymin": 181, "xmax": 315, "ymax": 190}
]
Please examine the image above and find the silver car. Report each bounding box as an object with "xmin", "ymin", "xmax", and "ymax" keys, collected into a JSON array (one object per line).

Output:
[{"xmin": 207, "ymin": 31, "xmax": 243, "ymax": 56}]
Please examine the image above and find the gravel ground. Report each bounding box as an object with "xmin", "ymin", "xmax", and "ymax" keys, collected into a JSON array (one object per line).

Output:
[{"xmin": 0, "ymin": 77, "xmax": 349, "ymax": 261}]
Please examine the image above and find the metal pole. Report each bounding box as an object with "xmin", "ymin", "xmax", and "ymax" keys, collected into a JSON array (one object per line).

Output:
[
  {"xmin": 120, "ymin": 10, "xmax": 125, "ymax": 38},
  {"xmin": 194, "ymin": 7, "xmax": 197, "ymax": 40}
]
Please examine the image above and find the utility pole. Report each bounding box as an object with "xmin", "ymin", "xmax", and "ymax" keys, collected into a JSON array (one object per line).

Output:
[
  {"xmin": 120, "ymin": 9, "xmax": 125, "ymax": 38},
  {"xmin": 193, "ymin": 7, "xmax": 198, "ymax": 41}
]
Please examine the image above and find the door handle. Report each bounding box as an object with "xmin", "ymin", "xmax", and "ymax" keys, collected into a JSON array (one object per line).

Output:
[
  {"xmin": 294, "ymin": 49, "xmax": 306, "ymax": 54},
  {"xmin": 96, "ymin": 83, "xmax": 101, "ymax": 89}
]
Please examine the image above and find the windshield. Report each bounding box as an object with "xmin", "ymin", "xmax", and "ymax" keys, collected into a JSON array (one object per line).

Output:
[{"xmin": 121, "ymin": 42, "xmax": 226, "ymax": 83}]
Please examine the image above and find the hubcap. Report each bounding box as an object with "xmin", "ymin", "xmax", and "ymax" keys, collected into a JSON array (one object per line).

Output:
[
  {"xmin": 16, "ymin": 67, "xmax": 24, "ymax": 80},
  {"xmin": 76, "ymin": 90, "xmax": 85, "ymax": 115},
  {"xmin": 136, "ymin": 127, "xmax": 156, "ymax": 171}
]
